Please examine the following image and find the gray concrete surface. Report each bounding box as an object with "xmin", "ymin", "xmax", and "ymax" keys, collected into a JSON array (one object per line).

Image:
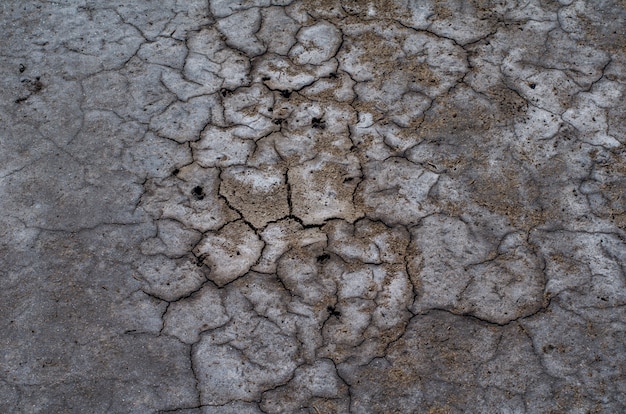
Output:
[{"xmin": 1, "ymin": 0, "xmax": 625, "ymax": 412}]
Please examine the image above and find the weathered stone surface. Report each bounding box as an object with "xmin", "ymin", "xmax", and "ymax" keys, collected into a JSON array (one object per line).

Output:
[{"xmin": 1, "ymin": 0, "xmax": 625, "ymax": 412}]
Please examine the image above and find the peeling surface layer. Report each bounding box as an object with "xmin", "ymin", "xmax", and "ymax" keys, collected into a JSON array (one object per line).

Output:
[{"xmin": 1, "ymin": 0, "xmax": 625, "ymax": 412}]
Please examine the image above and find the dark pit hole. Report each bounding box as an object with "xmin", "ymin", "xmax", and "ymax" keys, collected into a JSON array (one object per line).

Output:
[
  {"xmin": 261, "ymin": 76, "xmax": 270, "ymax": 81},
  {"xmin": 529, "ymin": 83, "xmax": 536, "ymax": 89},
  {"xmin": 172, "ymin": 168, "xmax": 180, "ymax": 176},
  {"xmin": 343, "ymin": 177, "xmax": 354, "ymax": 183},
  {"xmin": 195, "ymin": 255, "xmax": 206, "ymax": 267},
  {"xmin": 329, "ymin": 72, "xmax": 338, "ymax": 78},
  {"xmin": 268, "ymin": 107, "xmax": 273, "ymax": 112},
  {"xmin": 317, "ymin": 253, "xmax": 330, "ymax": 263},
  {"xmin": 272, "ymin": 118, "xmax": 284, "ymax": 125},
  {"xmin": 19, "ymin": 64, "xmax": 25, "ymax": 73},
  {"xmin": 312, "ymin": 117, "xmax": 326, "ymax": 129},
  {"xmin": 327, "ymin": 305, "xmax": 341, "ymax": 317},
  {"xmin": 192, "ymin": 185, "xmax": 205, "ymax": 200},
  {"xmin": 280, "ymin": 90, "xmax": 291, "ymax": 98}
]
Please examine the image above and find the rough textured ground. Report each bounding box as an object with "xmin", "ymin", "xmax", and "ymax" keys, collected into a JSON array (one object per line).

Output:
[{"xmin": 1, "ymin": 0, "xmax": 625, "ymax": 413}]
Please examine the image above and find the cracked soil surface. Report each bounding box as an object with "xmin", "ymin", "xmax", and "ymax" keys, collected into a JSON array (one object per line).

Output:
[{"xmin": 1, "ymin": 0, "xmax": 625, "ymax": 412}]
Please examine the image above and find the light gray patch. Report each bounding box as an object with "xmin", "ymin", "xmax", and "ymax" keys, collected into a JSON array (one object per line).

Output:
[{"xmin": 194, "ymin": 220, "xmax": 264, "ymax": 286}]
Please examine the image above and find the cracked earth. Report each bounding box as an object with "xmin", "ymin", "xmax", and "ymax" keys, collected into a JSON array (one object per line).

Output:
[{"xmin": 1, "ymin": 0, "xmax": 625, "ymax": 413}]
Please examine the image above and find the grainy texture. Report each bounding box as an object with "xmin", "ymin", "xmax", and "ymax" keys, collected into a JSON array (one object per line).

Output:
[{"xmin": 1, "ymin": 0, "xmax": 625, "ymax": 412}]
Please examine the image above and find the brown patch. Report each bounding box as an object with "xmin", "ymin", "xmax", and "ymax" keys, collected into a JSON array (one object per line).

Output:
[
  {"xmin": 433, "ymin": 2, "xmax": 453, "ymax": 19},
  {"xmin": 467, "ymin": 162, "xmax": 545, "ymax": 229},
  {"xmin": 428, "ymin": 406, "xmax": 453, "ymax": 414}
]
